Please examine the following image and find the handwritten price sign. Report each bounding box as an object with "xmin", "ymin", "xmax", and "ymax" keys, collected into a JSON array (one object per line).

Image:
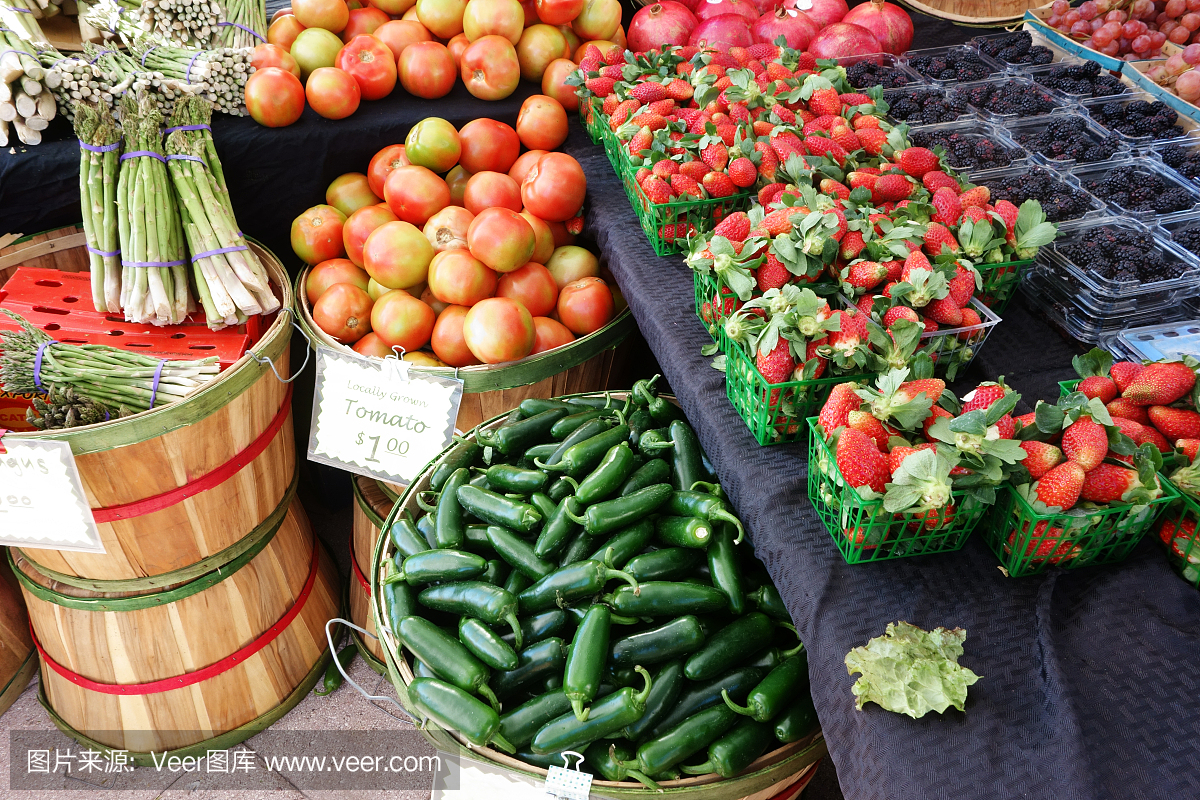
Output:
[
  {"xmin": 307, "ymin": 347, "xmax": 463, "ymax": 485},
  {"xmin": 0, "ymin": 437, "xmax": 104, "ymax": 553}
]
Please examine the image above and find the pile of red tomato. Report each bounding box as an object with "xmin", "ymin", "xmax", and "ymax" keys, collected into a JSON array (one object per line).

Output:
[
  {"xmin": 245, "ymin": 0, "xmax": 619, "ymax": 125},
  {"xmin": 294, "ymin": 115, "xmax": 620, "ymax": 367}
]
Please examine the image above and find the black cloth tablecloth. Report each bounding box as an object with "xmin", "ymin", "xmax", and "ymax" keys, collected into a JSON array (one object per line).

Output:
[{"xmin": 7, "ymin": 14, "xmax": 1200, "ymax": 800}]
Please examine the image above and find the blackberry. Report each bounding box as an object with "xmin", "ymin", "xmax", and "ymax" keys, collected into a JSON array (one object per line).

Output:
[
  {"xmin": 1058, "ymin": 225, "xmax": 1185, "ymax": 284},
  {"xmin": 951, "ymin": 81, "xmax": 1057, "ymax": 118},
  {"xmin": 1170, "ymin": 225, "xmax": 1200, "ymax": 257},
  {"xmin": 977, "ymin": 166, "xmax": 1095, "ymax": 222},
  {"xmin": 1085, "ymin": 168, "xmax": 1195, "ymax": 214},
  {"xmin": 909, "ymin": 129, "xmax": 1017, "ymax": 170},
  {"xmin": 1035, "ymin": 62, "xmax": 1128, "ymax": 99},
  {"xmin": 1160, "ymin": 143, "xmax": 1200, "ymax": 180},
  {"xmin": 1013, "ymin": 117, "xmax": 1121, "ymax": 164},
  {"xmin": 845, "ymin": 60, "xmax": 911, "ymax": 90},
  {"xmin": 971, "ymin": 32, "xmax": 1053, "ymax": 65},
  {"xmin": 909, "ymin": 49, "xmax": 998, "ymax": 83},
  {"xmin": 885, "ymin": 88, "xmax": 968, "ymax": 124},
  {"xmin": 1089, "ymin": 98, "xmax": 1182, "ymax": 140},
  {"xmin": 1155, "ymin": 188, "xmax": 1195, "ymax": 214}
]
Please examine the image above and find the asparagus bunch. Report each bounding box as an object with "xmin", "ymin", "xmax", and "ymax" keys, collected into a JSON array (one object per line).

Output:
[
  {"xmin": 40, "ymin": 47, "xmax": 113, "ymax": 121},
  {"xmin": 133, "ymin": 41, "xmax": 251, "ymax": 115},
  {"xmin": 213, "ymin": 0, "xmax": 264, "ymax": 48},
  {"xmin": 27, "ymin": 386, "xmax": 133, "ymax": 429},
  {"xmin": 0, "ymin": 13, "xmax": 58, "ymax": 144},
  {"xmin": 1, "ymin": 311, "xmax": 219, "ymax": 413},
  {"xmin": 117, "ymin": 93, "xmax": 190, "ymax": 326},
  {"xmin": 75, "ymin": 101, "xmax": 121, "ymax": 312},
  {"xmin": 91, "ymin": 0, "xmax": 219, "ymax": 49},
  {"xmin": 165, "ymin": 96, "xmax": 277, "ymax": 328}
]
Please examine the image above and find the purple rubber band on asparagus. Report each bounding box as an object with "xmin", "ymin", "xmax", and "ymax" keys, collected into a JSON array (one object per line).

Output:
[
  {"xmin": 190, "ymin": 244, "xmax": 248, "ymax": 261},
  {"xmin": 0, "ymin": 49, "xmax": 33, "ymax": 60},
  {"xmin": 79, "ymin": 140, "xmax": 121, "ymax": 152},
  {"xmin": 121, "ymin": 259, "xmax": 186, "ymax": 267},
  {"xmin": 216, "ymin": 21, "xmax": 265, "ymax": 42},
  {"xmin": 163, "ymin": 124, "xmax": 210, "ymax": 134},
  {"xmin": 32, "ymin": 341, "xmax": 50, "ymax": 391},
  {"xmin": 88, "ymin": 49, "xmax": 110, "ymax": 65},
  {"xmin": 140, "ymin": 44, "xmax": 159, "ymax": 68},
  {"xmin": 120, "ymin": 150, "xmax": 167, "ymax": 163},
  {"xmin": 166, "ymin": 154, "xmax": 205, "ymax": 163},
  {"xmin": 2, "ymin": 6, "xmax": 33, "ymax": 13},
  {"xmin": 186, "ymin": 51, "xmax": 202, "ymax": 83},
  {"xmin": 86, "ymin": 244, "xmax": 120, "ymax": 257},
  {"xmin": 148, "ymin": 359, "xmax": 165, "ymax": 409}
]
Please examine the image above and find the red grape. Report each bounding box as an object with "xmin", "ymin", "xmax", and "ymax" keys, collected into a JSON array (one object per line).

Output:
[
  {"xmin": 1073, "ymin": 19, "xmax": 1095, "ymax": 34},
  {"xmin": 1101, "ymin": 40, "xmax": 1122, "ymax": 55},
  {"xmin": 1189, "ymin": 0, "xmax": 1200, "ymax": 11},
  {"xmin": 1163, "ymin": 18, "xmax": 1180, "ymax": 33},
  {"xmin": 1052, "ymin": 0, "xmax": 1070, "ymax": 13},
  {"xmin": 1122, "ymin": 20, "xmax": 1141, "ymax": 36},
  {"xmin": 1151, "ymin": 29, "xmax": 1169, "ymax": 45},
  {"xmin": 1133, "ymin": 0, "xmax": 1156, "ymax": 17},
  {"xmin": 1171, "ymin": 23, "xmax": 1192, "ymax": 40},
  {"xmin": 1079, "ymin": 1, "xmax": 1098, "ymax": 19},
  {"xmin": 1090, "ymin": 17, "xmax": 1104, "ymax": 31},
  {"xmin": 1132, "ymin": 33, "xmax": 1153, "ymax": 51},
  {"xmin": 1184, "ymin": 11, "xmax": 1200, "ymax": 27},
  {"xmin": 1168, "ymin": 0, "xmax": 1187, "ymax": 15},
  {"xmin": 1186, "ymin": 41, "xmax": 1200, "ymax": 62},
  {"xmin": 1049, "ymin": 14, "xmax": 1063, "ymax": 26},
  {"xmin": 1176, "ymin": 68, "xmax": 1200, "ymax": 101},
  {"xmin": 1105, "ymin": 9, "xmax": 1128, "ymax": 22},
  {"xmin": 1065, "ymin": 9, "xmax": 1082, "ymax": 24},
  {"xmin": 1093, "ymin": 27, "xmax": 1115, "ymax": 45}
]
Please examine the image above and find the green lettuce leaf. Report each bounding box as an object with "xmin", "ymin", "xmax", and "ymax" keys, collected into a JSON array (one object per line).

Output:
[{"xmin": 845, "ymin": 621, "xmax": 981, "ymax": 718}]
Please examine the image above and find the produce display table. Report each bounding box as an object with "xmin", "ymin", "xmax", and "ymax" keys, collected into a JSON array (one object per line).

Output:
[{"xmin": 4, "ymin": 13, "xmax": 1200, "ymax": 800}]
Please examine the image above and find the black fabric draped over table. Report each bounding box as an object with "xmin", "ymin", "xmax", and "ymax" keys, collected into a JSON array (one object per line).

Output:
[{"xmin": 3, "ymin": 10, "xmax": 1200, "ymax": 800}]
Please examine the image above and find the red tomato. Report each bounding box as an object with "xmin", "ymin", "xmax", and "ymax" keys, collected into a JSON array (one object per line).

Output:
[
  {"xmin": 496, "ymin": 262, "xmax": 557, "ymax": 316},
  {"xmin": 421, "ymin": 284, "xmax": 449, "ymax": 315},
  {"xmin": 371, "ymin": 290, "xmax": 436, "ymax": 351},
  {"xmin": 423, "ymin": 206, "xmax": 475, "ymax": 252},
  {"xmin": 445, "ymin": 165, "xmax": 472, "ymax": 206},
  {"xmin": 534, "ymin": 0, "xmax": 581, "ymax": 25},
  {"xmin": 416, "ymin": 0, "xmax": 468, "ymax": 38},
  {"xmin": 572, "ymin": 0, "xmax": 620, "ymax": 40},
  {"xmin": 508, "ymin": 149, "xmax": 547, "ymax": 184},
  {"xmin": 292, "ymin": 204, "xmax": 347, "ymax": 265},
  {"xmin": 336, "ymin": 34, "xmax": 397, "ymax": 100},
  {"xmin": 352, "ymin": 331, "xmax": 395, "ymax": 357},
  {"xmin": 463, "ymin": 171, "xmax": 523, "ymax": 215},
  {"xmin": 516, "ymin": 95, "xmax": 568, "ymax": 150},
  {"xmin": 368, "ymin": 0, "xmax": 416, "ymax": 15},
  {"xmin": 374, "ymin": 19, "xmax": 431, "ymax": 60},
  {"xmin": 522, "ymin": 152, "xmax": 585, "ymax": 222},
  {"xmin": 461, "ymin": 35, "xmax": 521, "ymax": 101},
  {"xmin": 463, "ymin": 0, "xmax": 525, "ymax": 43},
  {"xmin": 326, "ymin": 172, "xmax": 380, "ymax": 217},
  {"xmin": 293, "ymin": 0, "xmax": 349, "ymax": 32},
  {"xmin": 557, "ymin": 276, "xmax": 614, "ymax": 334},
  {"xmin": 521, "ymin": 211, "xmax": 555, "ymax": 264},
  {"xmin": 291, "ymin": 28, "xmax": 345, "ymax": 79},
  {"xmin": 306, "ymin": 67, "xmax": 360, "ymax": 119},
  {"xmin": 427, "ymin": 249, "xmax": 498, "ymax": 305},
  {"xmin": 313, "ymin": 283, "xmax": 373, "ymax": 343},
  {"xmin": 406, "ymin": 117, "xmax": 461, "ymax": 173},
  {"xmin": 462, "ymin": 297, "xmax": 535, "ymax": 363},
  {"xmin": 343, "ymin": 204, "xmax": 397, "ymax": 267},
  {"xmin": 398, "ymin": 41, "xmax": 457, "ymax": 99},
  {"xmin": 431, "ymin": 305, "xmax": 483, "ymax": 367},
  {"xmin": 545, "ymin": 218, "xmax": 575, "ymax": 247},
  {"xmin": 515, "ymin": 24, "xmax": 566, "ymax": 82},
  {"xmin": 544, "ymin": 244, "xmax": 598, "ymax": 288},
  {"xmin": 458, "ymin": 118, "xmax": 521, "ymax": 174},
  {"xmin": 467, "ymin": 208, "xmax": 535, "ymax": 273},
  {"xmin": 383, "ymin": 165, "xmax": 451, "ymax": 226},
  {"xmin": 251, "ymin": 43, "xmax": 301, "ymax": 78},
  {"xmin": 268, "ymin": 14, "xmax": 306, "ymax": 50},
  {"xmin": 272, "ymin": 6, "xmax": 294, "ymax": 22},
  {"xmin": 363, "ymin": 220, "xmax": 434, "ymax": 288},
  {"xmin": 520, "ymin": 0, "xmax": 540, "ymax": 24},
  {"xmin": 447, "ymin": 32, "xmax": 471, "ymax": 62},
  {"xmin": 559, "ymin": 24, "xmax": 581, "ymax": 54},
  {"xmin": 541, "ymin": 58, "xmax": 579, "ymax": 111},
  {"xmin": 245, "ymin": 67, "xmax": 305, "ymax": 128},
  {"xmin": 367, "ymin": 145, "xmax": 408, "ymax": 198},
  {"xmin": 342, "ymin": 6, "xmax": 389, "ymax": 40},
  {"xmin": 531, "ymin": 316, "xmax": 574, "ymax": 354},
  {"xmin": 306, "ymin": 258, "xmax": 370, "ymax": 303}
]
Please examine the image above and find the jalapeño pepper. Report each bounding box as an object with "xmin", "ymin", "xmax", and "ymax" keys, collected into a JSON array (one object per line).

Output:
[
  {"xmin": 393, "ymin": 549, "xmax": 487, "ymax": 585},
  {"xmin": 708, "ymin": 527, "xmax": 747, "ymax": 615},
  {"xmin": 619, "ymin": 704, "xmax": 739, "ymax": 776},
  {"xmin": 486, "ymin": 526, "xmax": 555, "ymax": 580},
  {"xmin": 456, "ymin": 485, "xmax": 543, "ymax": 533},
  {"xmin": 518, "ymin": 559, "xmax": 639, "ymax": 614},
  {"xmin": 547, "ymin": 475, "xmax": 578, "ymax": 502},
  {"xmin": 418, "ymin": 582, "xmax": 523, "ymax": 650},
  {"xmin": 518, "ymin": 398, "xmax": 579, "ymax": 417},
  {"xmin": 681, "ymin": 717, "xmax": 775, "ymax": 778},
  {"xmin": 621, "ymin": 659, "xmax": 684, "ymax": 742},
  {"xmin": 668, "ymin": 421, "xmax": 705, "ymax": 492},
  {"xmin": 435, "ymin": 468, "xmax": 470, "ymax": 549},
  {"xmin": 469, "ymin": 471, "xmax": 490, "ymax": 489},
  {"xmin": 396, "ymin": 616, "xmax": 500, "ymax": 710},
  {"xmin": 587, "ymin": 519, "xmax": 653, "ymax": 569},
  {"xmin": 564, "ymin": 604, "xmax": 610, "ymax": 720},
  {"xmin": 724, "ymin": 652, "xmax": 808, "ymax": 723},
  {"xmin": 383, "ymin": 579, "xmax": 418, "ymax": 636},
  {"xmin": 620, "ymin": 458, "xmax": 672, "ymax": 497},
  {"xmin": 625, "ymin": 547, "xmax": 702, "ymax": 582},
  {"xmin": 463, "ymin": 525, "xmax": 494, "ymax": 554},
  {"xmin": 499, "ymin": 689, "xmax": 573, "ymax": 750},
  {"xmin": 551, "ymin": 408, "xmax": 617, "ymax": 439},
  {"xmin": 530, "ymin": 667, "xmax": 652, "ymax": 755},
  {"xmin": 543, "ymin": 417, "xmax": 612, "ymax": 468},
  {"xmin": 574, "ymin": 443, "xmax": 637, "ymax": 505},
  {"xmin": 666, "ymin": 491, "xmax": 745, "ymax": 544},
  {"xmin": 485, "ymin": 465, "xmax": 549, "ymax": 495},
  {"xmin": 412, "ymin": 659, "xmax": 437, "ymax": 680},
  {"xmin": 408, "ymin": 677, "xmax": 514, "ymax": 751},
  {"xmin": 521, "ymin": 442, "xmax": 560, "ymax": 466},
  {"xmin": 390, "ymin": 518, "xmax": 430, "ymax": 559},
  {"xmin": 609, "ymin": 615, "xmax": 706, "ymax": 668},
  {"xmin": 478, "ymin": 408, "xmax": 568, "ymax": 455},
  {"xmin": 534, "ymin": 497, "xmax": 582, "ymax": 559},
  {"xmin": 637, "ymin": 429, "xmax": 675, "ymax": 457},
  {"xmin": 430, "ymin": 441, "xmax": 482, "ymax": 493},
  {"xmin": 607, "ymin": 582, "xmax": 728, "ymax": 617},
  {"xmin": 773, "ymin": 694, "xmax": 819, "ymax": 743},
  {"xmin": 480, "ymin": 559, "xmax": 508, "ymax": 586},
  {"xmin": 690, "ymin": 481, "xmax": 729, "ymax": 501},
  {"xmin": 490, "ymin": 637, "xmax": 566, "ymax": 698},
  {"xmin": 646, "ymin": 393, "xmax": 685, "ymax": 425},
  {"xmin": 459, "ymin": 617, "xmax": 519, "ymax": 671},
  {"xmin": 684, "ymin": 612, "xmax": 774, "ymax": 681},
  {"xmin": 558, "ymin": 530, "xmax": 594, "ymax": 567},
  {"xmin": 314, "ymin": 645, "xmax": 356, "ymax": 696},
  {"xmin": 585, "ymin": 740, "xmax": 661, "ymax": 791},
  {"xmin": 529, "ymin": 492, "xmax": 556, "ymax": 519},
  {"xmin": 535, "ymin": 424, "xmax": 632, "ymax": 478},
  {"xmin": 749, "ymin": 584, "xmax": 790, "ymax": 622},
  {"xmin": 500, "ymin": 609, "xmax": 569, "ymax": 649},
  {"xmin": 626, "ymin": 406, "xmax": 655, "ymax": 446},
  {"xmin": 566, "ymin": 484, "xmax": 673, "ymax": 536},
  {"xmin": 504, "ymin": 569, "xmax": 532, "ymax": 596},
  {"xmin": 655, "ymin": 516, "xmax": 713, "ymax": 549},
  {"xmin": 644, "ymin": 665, "xmax": 765, "ymax": 741},
  {"xmin": 631, "ymin": 375, "xmax": 660, "ymax": 407},
  {"xmin": 416, "ymin": 513, "xmax": 438, "ymax": 549}
]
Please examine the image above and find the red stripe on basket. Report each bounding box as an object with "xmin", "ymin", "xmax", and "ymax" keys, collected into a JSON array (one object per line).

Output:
[
  {"xmin": 31, "ymin": 534, "xmax": 320, "ymax": 695},
  {"xmin": 90, "ymin": 385, "xmax": 293, "ymax": 522},
  {"xmin": 350, "ymin": 538, "xmax": 371, "ymax": 595}
]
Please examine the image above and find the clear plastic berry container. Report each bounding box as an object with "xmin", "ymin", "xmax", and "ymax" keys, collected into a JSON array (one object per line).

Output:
[
  {"xmin": 1081, "ymin": 93, "xmax": 1196, "ymax": 149},
  {"xmin": 902, "ymin": 45, "xmax": 1004, "ymax": 86},
  {"xmin": 882, "ymin": 85, "xmax": 976, "ymax": 127},
  {"xmin": 1025, "ymin": 62, "xmax": 1131, "ymax": 103},
  {"xmin": 1069, "ymin": 157, "xmax": 1200, "ymax": 221},
  {"xmin": 1030, "ymin": 258, "xmax": 1195, "ymax": 319},
  {"xmin": 835, "ymin": 53, "xmax": 924, "ymax": 91},
  {"xmin": 1103, "ymin": 319, "xmax": 1200, "ymax": 363},
  {"xmin": 1150, "ymin": 132, "xmax": 1200, "ymax": 185},
  {"xmin": 1001, "ymin": 112, "xmax": 1128, "ymax": 171},
  {"xmin": 1020, "ymin": 270, "xmax": 1188, "ymax": 344},
  {"xmin": 968, "ymin": 29, "xmax": 1078, "ymax": 71},
  {"xmin": 905, "ymin": 119, "xmax": 1029, "ymax": 176},
  {"xmin": 949, "ymin": 76, "xmax": 1072, "ymax": 124},
  {"xmin": 969, "ymin": 164, "xmax": 1107, "ymax": 224}
]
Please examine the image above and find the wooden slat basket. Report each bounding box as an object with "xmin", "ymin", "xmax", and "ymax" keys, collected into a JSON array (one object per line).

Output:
[
  {"xmin": 349, "ymin": 475, "xmax": 395, "ymax": 673},
  {"xmin": 0, "ymin": 555, "xmax": 36, "ymax": 718}
]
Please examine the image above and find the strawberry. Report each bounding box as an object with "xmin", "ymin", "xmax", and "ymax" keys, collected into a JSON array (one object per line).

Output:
[
  {"xmin": 804, "ymin": 341, "xmax": 828, "ymax": 379},
  {"xmin": 713, "ymin": 211, "xmax": 751, "ymax": 242},
  {"xmin": 758, "ymin": 182, "xmax": 785, "ymax": 206},
  {"xmin": 922, "ymin": 404, "xmax": 954, "ymax": 442},
  {"xmin": 930, "ymin": 188, "xmax": 963, "ymax": 227},
  {"xmin": 901, "ymin": 248, "xmax": 932, "ymax": 280},
  {"xmin": 836, "ymin": 428, "xmax": 890, "ymax": 493},
  {"xmin": 1080, "ymin": 463, "xmax": 1153, "ymax": 504},
  {"xmin": 641, "ymin": 175, "xmax": 673, "ymax": 204},
  {"xmin": 922, "ymin": 170, "xmax": 960, "ymax": 194},
  {"xmin": 609, "ymin": 99, "xmax": 642, "ymax": 130},
  {"xmin": 923, "ymin": 221, "xmax": 959, "ymax": 255},
  {"xmin": 603, "ymin": 44, "xmax": 624, "ymax": 64},
  {"xmin": 993, "ymin": 414, "xmax": 1015, "ymax": 440},
  {"xmin": 715, "ymin": 121, "xmax": 737, "ymax": 146},
  {"xmin": 853, "ymin": 114, "xmax": 882, "ymax": 130},
  {"xmin": 963, "ymin": 206, "xmax": 989, "ymax": 225},
  {"xmin": 807, "ymin": 86, "xmax": 842, "ymax": 117},
  {"xmin": 1020, "ymin": 441, "xmax": 1063, "ymax": 480},
  {"xmin": 627, "ymin": 126, "xmax": 653, "ymax": 156},
  {"xmin": 766, "ymin": 61, "xmax": 794, "ymax": 81},
  {"xmin": 631, "ymin": 82, "xmax": 669, "ymax": 104},
  {"xmin": 754, "ymin": 142, "xmax": 780, "ymax": 181},
  {"xmin": 847, "ymin": 409, "xmax": 891, "ymax": 452},
  {"xmin": 635, "ymin": 167, "xmax": 653, "ymax": 185},
  {"xmin": 895, "ymin": 146, "xmax": 940, "ymax": 178},
  {"xmin": 700, "ymin": 140, "xmax": 729, "ymax": 171},
  {"xmin": 924, "ymin": 296, "xmax": 963, "ymax": 326},
  {"xmin": 1123, "ymin": 361, "xmax": 1197, "ymax": 406},
  {"xmin": 602, "ymin": 94, "xmax": 621, "ymax": 115},
  {"xmin": 962, "ymin": 380, "xmax": 1009, "ymax": 414},
  {"xmin": 756, "ymin": 337, "xmax": 796, "ymax": 384},
  {"xmin": 659, "ymin": 223, "xmax": 696, "ymax": 242},
  {"xmin": 819, "ymin": 381, "xmax": 864, "ymax": 434},
  {"xmin": 750, "ymin": 42, "xmax": 780, "ymax": 61},
  {"xmin": 631, "ymin": 111, "xmax": 668, "ymax": 131},
  {"xmin": 1110, "ymin": 416, "xmax": 1168, "ymax": 453},
  {"xmin": 728, "ymin": 157, "xmax": 757, "ymax": 188},
  {"xmin": 1007, "ymin": 522, "xmax": 1080, "ymax": 564},
  {"xmin": 805, "ymin": 136, "xmax": 848, "ymax": 165},
  {"xmin": 1158, "ymin": 516, "xmax": 1199, "ymax": 561},
  {"xmin": 957, "ymin": 307, "xmax": 982, "ymax": 340},
  {"xmin": 826, "ymin": 309, "xmax": 869, "ymax": 362},
  {"xmin": 845, "ymin": 260, "xmax": 887, "ymax": 291},
  {"xmin": 1108, "ymin": 398, "xmax": 1150, "ymax": 425},
  {"xmin": 856, "ymin": 127, "xmax": 888, "ymax": 156},
  {"xmin": 887, "ymin": 442, "xmax": 937, "ymax": 475},
  {"xmin": 770, "ymin": 131, "xmax": 805, "ymax": 163},
  {"xmin": 729, "ymin": 46, "xmax": 751, "ymax": 65},
  {"xmin": 1178, "ymin": 439, "xmax": 1200, "ymax": 461},
  {"xmin": 756, "ymin": 253, "xmax": 790, "ymax": 291},
  {"xmin": 993, "ymin": 198, "xmax": 1019, "ymax": 233},
  {"xmin": 1148, "ymin": 406, "xmax": 1200, "ymax": 441},
  {"xmin": 830, "ymin": 125, "xmax": 860, "ymax": 153},
  {"xmin": 1077, "ymin": 376, "xmax": 1118, "ymax": 404},
  {"xmin": 599, "ymin": 64, "xmax": 624, "ymax": 79},
  {"xmin": 883, "ymin": 259, "xmax": 904, "ymax": 281},
  {"xmin": 1014, "ymin": 411, "xmax": 1037, "ymax": 431},
  {"xmin": 666, "ymin": 78, "xmax": 693, "ymax": 101},
  {"xmin": 761, "ymin": 208, "xmax": 796, "ymax": 236},
  {"xmin": 1110, "ymin": 361, "xmax": 1145, "ymax": 393},
  {"xmin": 855, "ymin": 294, "xmax": 878, "ymax": 316},
  {"xmin": 947, "ymin": 265, "xmax": 976, "ymax": 307},
  {"xmin": 670, "ymin": 173, "xmax": 704, "ymax": 199},
  {"xmin": 822, "ymin": 178, "xmax": 852, "ymax": 200},
  {"xmin": 957, "ymin": 186, "xmax": 990, "ymax": 208},
  {"xmin": 1061, "ymin": 417, "xmax": 1108, "ymax": 471},
  {"xmin": 840, "ymin": 230, "xmax": 866, "ymax": 260},
  {"xmin": 883, "ymin": 306, "xmax": 920, "ymax": 328},
  {"xmin": 703, "ymin": 171, "xmax": 738, "ymax": 198},
  {"xmin": 1034, "ymin": 461, "xmax": 1086, "ymax": 511},
  {"xmin": 873, "ymin": 174, "xmax": 913, "ymax": 202},
  {"xmin": 680, "ymin": 160, "xmax": 710, "ymax": 181},
  {"xmin": 585, "ymin": 76, "xmax": 616, "ymax": 96}
]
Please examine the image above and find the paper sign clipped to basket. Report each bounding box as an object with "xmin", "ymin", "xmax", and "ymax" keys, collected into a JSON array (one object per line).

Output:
[
  {"xmin": 545, "ymin": 752, "xmax": 592, "ymax": 800},
  {"xmin": 0, "ymin": 435, "xmax": 105, "ymax": 553},
  {"xmin": 307, "ymin": 346, "xmax": 463, "ymax": 485}
]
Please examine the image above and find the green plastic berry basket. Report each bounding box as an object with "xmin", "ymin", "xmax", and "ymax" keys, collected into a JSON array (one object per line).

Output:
[
  {"xmin": 975, "ymin": 259, "xmax": 1034, "ymax": 313},
  {"xmin": 618, "ymin": 161, "xmax": 754, "ymax": 257},
  {"xmin": 580, "ymin": 96, "xmax": 610, "ymax": 148},
  {"xmin": 981, "ymin": 479, "xmax": 1178, "ymax": 578},
  {"xmin": 1058, "ymin": 378, "xmax": 1080, "ymax": 399},
  {"xmin": 806, "ymin": 418, "xmax": 988, "ymax": 563},
  {"xmin": 693, "ymin": 270, "xmax": 736, "ymax": 344},
  {"xmin": 1156, "ymin": 484, "xmax": 1200, "ymax": 588}
]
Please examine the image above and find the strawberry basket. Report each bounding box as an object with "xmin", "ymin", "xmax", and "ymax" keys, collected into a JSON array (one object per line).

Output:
[
  {"xmin": 806, "ymin": 418, "xmax": 989, "ymax": 563},
  {"xmin": 580, "ymin": 96, "xmax": 607, "ymax": 146},
  {"xmin": 693, "ymin": 270, "xmax": 738, "ymax": 344},
  {"xmin": 975, "ymin": 259, "xmax": 1034, "ymax": 313},
  {"xmin": 982, "ymin": 480, "xmax": 1178, "ymax": 578},
  {"xmin": 617, "ymin": 161, "xmax": 753, "ymax": 257},
  {"xmin": 1155, "ymin": 489, "xmax": 1200, "ymax": 588}
]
